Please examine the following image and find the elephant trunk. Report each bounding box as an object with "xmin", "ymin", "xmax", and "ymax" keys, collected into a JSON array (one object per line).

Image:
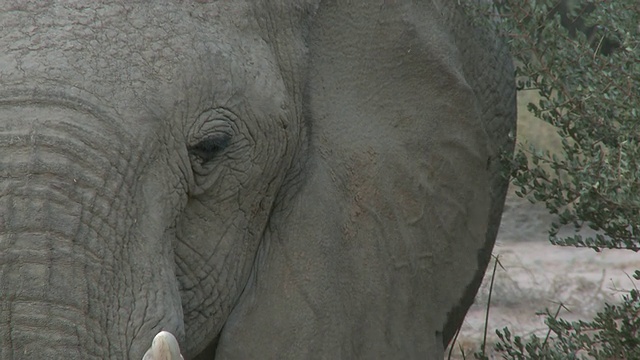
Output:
[
  {"xmin": 0, "ymin": 190, "xmax": 108, "ymax": 359},
  {"xmin": 0, "ymin": 100, "xmax": 184, "ymax": 359},
  {"xmin": 1, "ymin": 266, "xmax": 100, "ymax": 359}
]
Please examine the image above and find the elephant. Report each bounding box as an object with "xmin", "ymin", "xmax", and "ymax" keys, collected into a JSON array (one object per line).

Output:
[{"xmin": 0, "ymin": 1, "xmax": 516, "ymax": 359}]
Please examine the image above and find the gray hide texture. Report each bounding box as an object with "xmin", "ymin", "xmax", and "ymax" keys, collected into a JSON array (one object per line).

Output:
[{"xmin": 0, "ymin": 1, "xmax": 516, "ymax": 359}]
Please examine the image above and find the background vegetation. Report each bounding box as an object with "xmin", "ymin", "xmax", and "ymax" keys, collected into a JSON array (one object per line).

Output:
[{"xmin": 454, "ymin": 0, "xmax": 640, "ymax": 358}]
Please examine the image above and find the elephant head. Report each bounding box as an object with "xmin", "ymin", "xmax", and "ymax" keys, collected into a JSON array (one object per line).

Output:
[{"xmin": 0, "ymin": 1, "xmax": 516, "ymax": 359}]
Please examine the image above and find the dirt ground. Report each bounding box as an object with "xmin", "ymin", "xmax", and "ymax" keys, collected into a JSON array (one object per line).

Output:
[{"xmin": 446, "ymin": 189, "xmax": 640, "ymax": 359}]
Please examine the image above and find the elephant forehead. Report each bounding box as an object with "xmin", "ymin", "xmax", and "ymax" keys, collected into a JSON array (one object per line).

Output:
[{"xmin": 0, "ymin": 1, "xmax": 287, "ymax": 119}]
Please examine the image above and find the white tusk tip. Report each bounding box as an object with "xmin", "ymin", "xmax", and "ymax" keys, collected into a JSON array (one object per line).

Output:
[{"xmin": 142, "ymin": 331, "xmax": 184, "ymax": 360}]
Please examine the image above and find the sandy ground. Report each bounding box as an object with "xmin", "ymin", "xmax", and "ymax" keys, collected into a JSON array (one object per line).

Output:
[{"xmin": 446, "ymin": 191, "xmax": 640, "ymax": 359}]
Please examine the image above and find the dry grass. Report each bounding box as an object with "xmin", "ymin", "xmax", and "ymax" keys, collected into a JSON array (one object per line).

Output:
[
  {"xmin": 515, "ymin": 89, "xmax": 564, "ymax": 155},
  {"xmin": 445, "ymin": 241, "xmax": 633, "ymax": 360}
]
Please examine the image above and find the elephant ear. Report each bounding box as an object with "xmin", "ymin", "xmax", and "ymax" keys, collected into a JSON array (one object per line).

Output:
[{"xmin": 216, "ymin": 1, "xmax": 515, "ymax": 358}]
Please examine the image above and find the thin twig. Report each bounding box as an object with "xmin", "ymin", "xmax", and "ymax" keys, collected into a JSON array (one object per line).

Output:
[{"xmin": 481, "ymin": 254, "xmax": 503, "ymax": 356}]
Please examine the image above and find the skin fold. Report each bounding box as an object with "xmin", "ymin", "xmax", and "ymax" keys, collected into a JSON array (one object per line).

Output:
[{"xmin": 0, "ymin": 1, "xmax": 516, "ymax": 359}]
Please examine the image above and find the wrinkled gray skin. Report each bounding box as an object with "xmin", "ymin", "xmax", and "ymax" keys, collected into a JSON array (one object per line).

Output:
[{"xmin": 0, "ymin": 1, "xmax": 516, "ymax": 359}]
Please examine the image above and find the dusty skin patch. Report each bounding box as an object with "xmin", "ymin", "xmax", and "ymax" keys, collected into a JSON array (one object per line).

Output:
[{"xmin": 446, "ymin": 190, "xmax": 639, "ymax": 359}]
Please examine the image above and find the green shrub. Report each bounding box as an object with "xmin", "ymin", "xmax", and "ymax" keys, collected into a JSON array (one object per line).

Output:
[
  {"xmin": 460, "ymin": 1, "xmax": 640, "ymax": 358},
  {"xmin": 502, "ymin": 0, "xmax": 640, "ymax": 251}
]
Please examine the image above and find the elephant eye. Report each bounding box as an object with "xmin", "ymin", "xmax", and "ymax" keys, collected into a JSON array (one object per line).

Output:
[{"xmin": 188, "ymin": 133, "xmax": 231, "ymax": 163}]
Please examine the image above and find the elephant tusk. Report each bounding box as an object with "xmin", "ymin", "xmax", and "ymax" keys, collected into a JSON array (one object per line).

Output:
[{"xmin": 142, "ymin": 331, "xmax": 184, "ymax": 360}]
